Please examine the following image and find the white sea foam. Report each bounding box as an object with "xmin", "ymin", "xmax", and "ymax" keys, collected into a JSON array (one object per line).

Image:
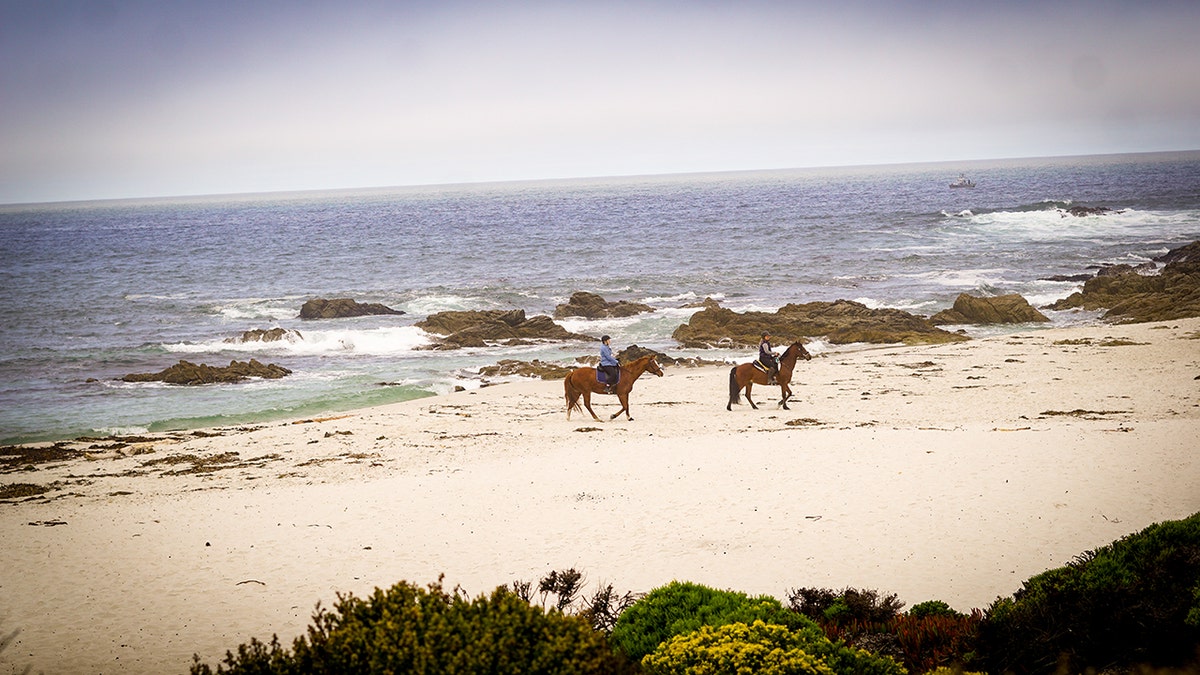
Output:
[{"xmin": 165, "ymin": 326, "xmax": 433, "ymax": 357}]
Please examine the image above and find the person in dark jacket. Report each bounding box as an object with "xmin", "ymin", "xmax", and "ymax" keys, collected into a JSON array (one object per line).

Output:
[{"xmin": 758, "ymin": 331, "xmax": 779, "ymax": 385}]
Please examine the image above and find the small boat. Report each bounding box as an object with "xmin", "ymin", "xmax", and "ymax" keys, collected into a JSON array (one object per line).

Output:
[{"xmin": 949, "ymin": 174, "xmax": 975, "ymax": 188}]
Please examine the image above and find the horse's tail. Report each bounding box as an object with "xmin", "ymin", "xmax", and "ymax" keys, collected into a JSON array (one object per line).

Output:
[
  {"xmin": 727, "ymin": 366, "xmax": 740, "ymax": 407},
  {"xmin": 564, "ymin": 374, "xmax": 582, "ymax": 417}
]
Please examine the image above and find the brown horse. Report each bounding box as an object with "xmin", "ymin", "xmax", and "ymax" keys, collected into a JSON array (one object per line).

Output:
[
  {"xmin": 727, "ymin": 341, "xmax": 812, "ymax": 411},
  {"xmin": 564, "ymin": 354, "xmax": 664, "ymax": 421}
]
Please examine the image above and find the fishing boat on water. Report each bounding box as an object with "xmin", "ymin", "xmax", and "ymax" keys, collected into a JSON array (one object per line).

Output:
[{"xmin": 950, "ymin": 174, "xmax": 975, "ymax": 188}]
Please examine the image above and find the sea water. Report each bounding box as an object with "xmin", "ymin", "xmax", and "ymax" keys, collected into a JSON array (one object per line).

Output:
[{"xmin": 1, "ymin": 151, "xmax": 1198, "ymax": 443}]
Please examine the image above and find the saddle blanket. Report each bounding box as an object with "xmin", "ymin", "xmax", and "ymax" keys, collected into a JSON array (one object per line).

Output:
[{"xmin": 596, "ymin": 369, "xmax": 620, "ymax": 384}]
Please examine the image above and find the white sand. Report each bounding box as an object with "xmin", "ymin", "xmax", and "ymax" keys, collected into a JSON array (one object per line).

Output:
[{"xmin": 2, "ymin": 318, "xmax": 1198, "ymax": 674}]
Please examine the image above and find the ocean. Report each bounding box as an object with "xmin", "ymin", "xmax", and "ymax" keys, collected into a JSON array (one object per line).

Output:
[{"xmin": 2, "ymin": 151, "xmax": 1198, "ymax": 444}]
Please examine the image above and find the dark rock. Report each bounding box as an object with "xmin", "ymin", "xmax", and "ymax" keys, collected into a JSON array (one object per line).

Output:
[
  {"xmin": 680, "ymin": 297, "xmax": 723, "ymax": 310},
  {"xmin": 929, "ymin": 293, "xmax": 1050, "ymax": 325},
  {"xmin": 122, "ymin": 359, "xmax": 292, "ymax": 385},
  {"xmin": 553, "ymin": 291, "xmax": 655, "ymax": 319},
  {"xmin": 224, "ymin": 328, "xmax": 302, "ymax": 343},
  {"xmin": 415, "ymin": 309, "xmax": 594, "ymax": 349},
  {"xmin": 416, "ymin": 309, "xmax": 526, "ymax": 335},
  {"xmin": 1153, "ymin": 240, "xmax": 1200, "ymax": 264},
  {"xmin": 476, "ymin": 359, "xmax": 575, "ymax": 380},
  {"xmin": 1096, "ymin": 262, "xmax": 1156, "ymax": 277},
  {"xmin": 1061, "ymin": 205, "xmax": 1122, "ymax": 217},
  {"xmin": 299, "ymin": 298, "xmax": 404, "ymax": 319},
  {"xmin": 671, "ymin": 300, "xmax": 968, "ymax": 347},
  {"xmin": 1040, "ymin": 273, "xmax": 1094, "ymax": 283},
  {"xmin": 1047, "ymin": 242, "xmax": 1200, "ymax": 323}
]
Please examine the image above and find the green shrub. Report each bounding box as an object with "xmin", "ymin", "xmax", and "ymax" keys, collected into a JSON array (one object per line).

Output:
[
  {"xmin": 642, "ymin": 619, "xmax": 906, "ymax": 675},
  {"xmin": 611, "ymin": 581, "xmax": 816, "ymax": 662},
  {"xmin": 190, "ymin": 577, "xmax": 636, "ymax": 674},
  {"xmin": 787, "ymin": 587, "xmax": 904, "ymax": 626},
  {"xmin": 977, "ymin": 511, "xmax": 1200, "ymax": 674},
  {"xmin": 908, "ymin": 601, "xmax": 962, "ymax": 619}
]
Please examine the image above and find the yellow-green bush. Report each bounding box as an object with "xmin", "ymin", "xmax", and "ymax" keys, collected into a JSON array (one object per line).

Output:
[
  {"xmin": 611, "ymin": 580, "xmax": 816, "ymax": 661},
  {"xmin": 642, "ymin": 619, "xmax": 906, "ymax": 675}
]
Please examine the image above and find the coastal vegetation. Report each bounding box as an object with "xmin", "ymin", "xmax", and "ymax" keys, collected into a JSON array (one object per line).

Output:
[{"xmin": 190, "ymin": 511, "xmax": 1200, "ymax": 674}]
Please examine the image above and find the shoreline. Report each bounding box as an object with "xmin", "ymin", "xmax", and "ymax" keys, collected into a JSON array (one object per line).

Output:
[{"xmin": 2, "ymin": 317, "xmax": 1199, "ymax": 674}]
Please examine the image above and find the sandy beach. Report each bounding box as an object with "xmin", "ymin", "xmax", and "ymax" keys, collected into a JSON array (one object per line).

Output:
[{"xmin": 2, "ymin": 317, "xmax": 1199, "ymax": 674}]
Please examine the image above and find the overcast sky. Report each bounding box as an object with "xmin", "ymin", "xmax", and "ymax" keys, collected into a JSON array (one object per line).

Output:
[{"xmin": 2, "ymin": 0, "xmax": 1198, "ymax": 204}]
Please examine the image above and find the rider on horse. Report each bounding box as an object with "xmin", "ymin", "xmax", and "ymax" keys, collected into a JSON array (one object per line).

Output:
[
  {"xmin": 599, "ymin": 335, "xmax": 620, "ymax": 394},
  {"xmin": 759, "ymin": 331, "xmax": 779, "ymax": 385}
]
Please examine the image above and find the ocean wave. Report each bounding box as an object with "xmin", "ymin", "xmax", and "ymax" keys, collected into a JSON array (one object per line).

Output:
[{"xmin": 163, "ymin": 325, "xmax": 434, "ymax": 357}]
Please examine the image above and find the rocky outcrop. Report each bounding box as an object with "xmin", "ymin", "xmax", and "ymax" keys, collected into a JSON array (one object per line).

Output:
[
  {"xmin": 476, "ymin": 359, "xmax": 575, "ymax": 380},
  {"xmin": 224, "ymin": 328, "xmax": 302, "ymax": 343},
  {"xmin": 122, "ymin": 359, "xmax": 292, "ymax": 385},
  {"xmin": 299, "ymin": 298, "xmax": 405, "ymax": 320},
  {"xmin": 1154, "ymin": 240, "xmax": 1200, "ymax": 264},
  {"xmin": 681, "ymin": 297, "xmax": 723, "ymax": 310},
  {"xmin": 1047, "ymin": 241, "xmax": 1200, "ymax": 323},
  {"xmin": 929, "ymin": 293, "xmax": 1050, "ymax": 325},
  {"xmin": 1061, "ymin": 205, "xmax": 1123, "ymax": 217},
  {"xmin": 553, "ymin": 292, "xmax": 655, "ymax": 319},
  {"xmin": 672, "ymin": 300, "xmax": 968, "ymax": 348},
  {"xmin": 416, "ymin": 309, "xmax": 594, "ymax": 349}
]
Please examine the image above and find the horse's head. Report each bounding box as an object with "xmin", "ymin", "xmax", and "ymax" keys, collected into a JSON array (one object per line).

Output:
[
  {"xmin": 647, "ymin": 356, "xmax": 664, "ymax": 377},
  {"xmin": 790, "ymin": 341, "xmax": 813, "ymax": 361}
]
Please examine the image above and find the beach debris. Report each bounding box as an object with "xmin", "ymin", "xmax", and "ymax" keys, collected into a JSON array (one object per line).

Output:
[
  {"xmin": 236, "ymin": 579, "xmax": 266, "ymax": 586},
  {"xmin": 121, "ymin": 359, "xmax": 291, "ymax": 385},
  {"xmin": 292, "ymin": 415, "xmax": 354, "ymax": 424},
  {"xmin": 1, "ymin": 482, "xmax": 50, "ymax": 500},
  {"xmin": 299, "ymin": 297, "xmax": 404, "ymax": 319},
  {"xmin": 1039, "ymin": 409, "xmax": 1129, "ymax": 419},
  {"xmin": 553, "ymin": 291, "xmax": 655, "ymax": 319}
]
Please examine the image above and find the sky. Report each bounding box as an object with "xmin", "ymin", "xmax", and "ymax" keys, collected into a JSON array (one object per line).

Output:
[{"xmin": 2, "ymin": 0, "xmax": 1199, "ymax": 204}]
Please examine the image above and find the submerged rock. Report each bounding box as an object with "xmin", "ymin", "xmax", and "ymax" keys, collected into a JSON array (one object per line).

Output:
[
  {"xmin": 553, "ymin": 291, "xmax": 655, "ymax": 319},
  {"xmin": 929, "ymin": 293, "xmax": 1050, "ymax": 325},
  {"xmin": 299, "ymin": 298, "xmax": 405, "ymax": 319},
  {"xmin": 122, "ymin": 359, "xmax": 292, "ymax": 385},
  {"xmin": 1061, "ymin": 205, "xmax": 1123, "ymax": 217},
  {"xmin": 672, "ymin": 300, "xmax": 967, "ymax": 347},
  {"xmin": 224, "ymin": 328, "xmax": 303, "ymax": 343}
]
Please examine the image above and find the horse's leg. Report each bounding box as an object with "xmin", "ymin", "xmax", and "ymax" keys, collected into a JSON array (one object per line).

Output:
[
  {"xmin": 778, "ymin": 382, "xmax": 791, "ymax": 410},
  {"xmin": 611, "ymin": 390, "xmax": 630, "ymax": 421},
  {"xmin": 582, "ymin": 389, "xmax": 602, "ymax": 421},
  {"xmin": 745, "ymin": 381, "xmax": 758, "ymax": 410}
]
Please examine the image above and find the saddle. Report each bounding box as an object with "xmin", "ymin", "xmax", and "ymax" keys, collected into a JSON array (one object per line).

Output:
[
  {"xmin": 596, "ymin": 368, "xmax": 620, "ymax": 385},
  {"xmin": 752, "ymin": 360, "xmax": 770, "ymax": 373}
]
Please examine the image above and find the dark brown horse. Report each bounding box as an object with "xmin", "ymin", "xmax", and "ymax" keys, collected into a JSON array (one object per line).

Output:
[
  {"xmin": 727, "ymin": 341, "xmax": 812, "ymax": 411},
  {"xmin": 564, "ymin": 354, "xmax": 664, "ymax": 421}
]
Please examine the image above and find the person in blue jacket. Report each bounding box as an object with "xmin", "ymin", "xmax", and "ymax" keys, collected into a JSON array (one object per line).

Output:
[{"xmin": 599, "ymin": 335, "xmax": 620, "ymax": 394}]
